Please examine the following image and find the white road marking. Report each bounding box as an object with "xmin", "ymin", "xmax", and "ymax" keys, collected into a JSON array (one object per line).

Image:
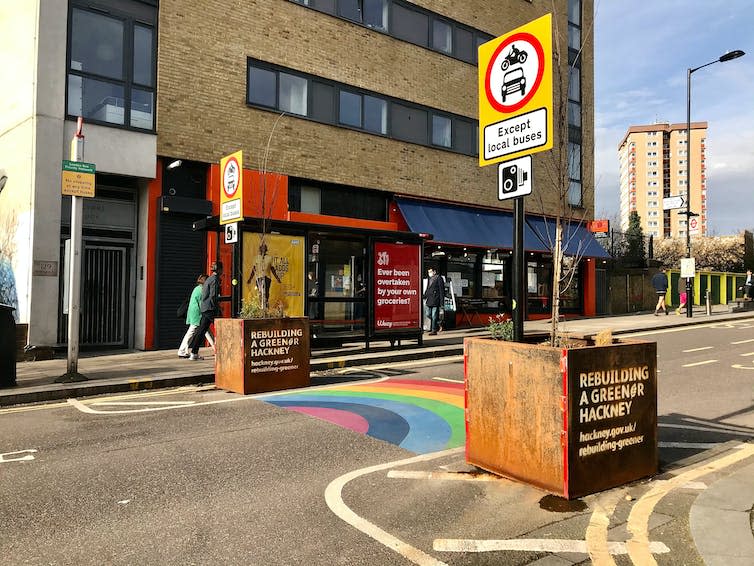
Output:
[
  {"xmin": 659, "ymin": 442, "xmax": 721, "ymax": 449},
  {"xmin": 682, "ymin": 346, "xmax": 713, "ymax": 353},
  {"xmin": 330, "ymin": 356, "xmax": 463, "ymax": 374},
  {"xmin": 732, "ymin": 364, "xmax": 754, "ymax": 370},
  {"xmin": 732, "ymin": 338, "xmax": 754, "ymax": 344},
  {"xmin": 325, "ymin": 448, "xmax": 463, "ymax": 566},
  {"xmin": 0, "ymin": 449, "xmax": 38, "ymax": 463},
  {"xmin": 682, "ymin": 481, "xmax": 707, "ymax": 490},
  {"xmin": 432, "ymin": 538, "xmax": 669, "ymax": 555},
  {"xmin": 626, "ymin": 443, "xmax": 754, "ymax": 566},
  {"xmin": 91, "ymin": 401, "xmax": 196, "ymax": 406},
  {"xmin": 387, "ymin": 470, "xmax": 501, "ymax": 482},
  {"xmin": 681, "ymin": 359, "xmax": 718, "ymax": 367},
  {"xmin": 432, "ymin": 377, "xmax": 464, "ymax": 384},
  {"xmin": 739, "ymin": 352, "xmax": 754, "ymax": 356},
  {"xmin": 660, "ymin": 421, "xmax": 754, "ymax": 436}
]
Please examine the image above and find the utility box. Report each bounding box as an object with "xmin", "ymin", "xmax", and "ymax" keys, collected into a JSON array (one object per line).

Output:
[{"xmin": 0, "ymin": 304, "xmax": 17, "ymax": 388}]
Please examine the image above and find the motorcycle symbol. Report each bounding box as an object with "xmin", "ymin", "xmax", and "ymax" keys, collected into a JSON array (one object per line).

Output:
[{"xmin": 501, "ymin": 44, "xmax": 528, "ymax": 70}]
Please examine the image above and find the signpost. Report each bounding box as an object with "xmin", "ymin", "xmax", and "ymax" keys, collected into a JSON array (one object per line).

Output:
[
  {"xmin": 479, "ymin": 13, "xmax": 553, "ymax": 340},
  {"xmin": 57, "ymin": 118, "xmax": 94, "ymax": 383}
]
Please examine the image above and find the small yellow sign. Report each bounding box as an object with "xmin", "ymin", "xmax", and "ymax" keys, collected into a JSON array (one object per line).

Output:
[
  {"xmin": 61, "ymin": 160, "xmax": 96, "ymax": 197},
  {"xmin": 220, "ymin": 150, "xmax": 244, "ymax": 225},
  {"xmin": 478, "ymin": 13, "xmax": 553, "ymax": 167}
]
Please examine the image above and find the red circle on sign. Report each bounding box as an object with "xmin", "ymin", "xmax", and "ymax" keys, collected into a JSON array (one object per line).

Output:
[
  {"xmin": 222, "ymin": 157, "xmax": 240, "ymax": 198},
  {"xmin": 485, "ymin": 32, "xmax": 545, "ymax": 113}
]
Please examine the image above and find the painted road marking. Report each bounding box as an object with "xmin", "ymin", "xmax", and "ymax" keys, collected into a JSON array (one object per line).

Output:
[
  {"xmin": 739, "ymin": 351, "xmax": 754, "ymax": 356},
  {"xmin": 732, "ymin": 364, "xmax": 754, "ymax": 370},
  {"xmin": 91, "ymin": 401, "xmax": 196, "ymax": 406},
  {"xmin": 387, "ymin": 470, "xmax": 502, "ymax": 482},
  {"xmin": 432, "ymin": 377, "xmax": 463, "ymax": 384},
  {"xmin": 326, "ymin": 448, "xmax": 462, "ymax": 566},
  {"xmin": 682, "ymin": 359, "xmax": 718, "ymax": 367},
  {"xmin": 732, "ymin": 338, "xmax": 754, "ymax": 344},
  {"xmin": 660, "ymin": 421, "xmax": 754, "ymax": 436},
  {"xmin": 626, "ymin": 443, "xmax": 754, "ymax": 566},
  {"xmin": 433, "ymin": 538, "xmax": 670, "ymax": 555},
  {"xmin": 585, "ymin": 489, "xmax": 625, "ymax": 565},
  {"xmin": 0, "ymin": 449, "xmax": 38, "ymax": 463},
  {"xmin": 682, "ymin": 346, "xmax": 713, "ymax": 353},
  {"xmin": 659, "ymin": 441, "xmax": 721, "ymax": 449}
]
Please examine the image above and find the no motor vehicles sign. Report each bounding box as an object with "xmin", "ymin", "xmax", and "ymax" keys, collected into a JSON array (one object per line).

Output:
[{"xmin": 478, "ymin": 14, "xmax": 553, "ymax": 167}]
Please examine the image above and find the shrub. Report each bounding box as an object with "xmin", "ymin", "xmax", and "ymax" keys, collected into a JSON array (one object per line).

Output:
[{"xmin": 487, "ymin": 314, "xmax": 513, "ymax": 341}]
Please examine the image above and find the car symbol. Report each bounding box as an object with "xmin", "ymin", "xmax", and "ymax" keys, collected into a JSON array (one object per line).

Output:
[{"xmin": 501, "ymin": 68, "xmax": 526, "ymax": 102}]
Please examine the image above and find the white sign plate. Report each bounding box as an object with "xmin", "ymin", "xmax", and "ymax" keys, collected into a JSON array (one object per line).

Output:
[
  {"xmin": 484, "ymin": 108, "xmax": 548, "ymax": 162},
  {"xmin": 663, "ymin": 195, "xmax": 685, "ymax": 210},
  {"xmin": 680, "ymin": 257, "xmax": 695, "ymax": 278},
  {"xmin": 497, "ymin": 155, "xmax": 533, "ymax": 201}
]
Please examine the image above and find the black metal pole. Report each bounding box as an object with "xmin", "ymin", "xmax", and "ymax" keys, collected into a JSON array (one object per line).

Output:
[{"xmin": 513, "ymin": 197, "xmax": 525, "ymax": 341}]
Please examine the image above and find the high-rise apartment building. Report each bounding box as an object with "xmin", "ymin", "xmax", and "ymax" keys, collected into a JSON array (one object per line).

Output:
[{"xmin": 618, "ymin": 122, "xmax": 708, "ymax": 239}]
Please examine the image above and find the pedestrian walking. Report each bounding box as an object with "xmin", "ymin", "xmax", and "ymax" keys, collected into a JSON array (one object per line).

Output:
[
  {"xmin": 189, "ymin": 261, "xmax": 223, "ymax": 360},
  {"xmin": 651, "ymin": 267, "xmax": 669, "ymax": 315},
  {"xmin": 676, "ymin": 290, "xmax": 687, "ymax": 315},
  {"xmin": 423, "ymin": 267, "xmax": 445, "ymax": 335},
  {"xmin": 743, "ymin": 269, "xmax": 753, "ymax": 300},
  {"xmin": 177, "ymin": 274, "xmax": 215, "ymax": 358}
]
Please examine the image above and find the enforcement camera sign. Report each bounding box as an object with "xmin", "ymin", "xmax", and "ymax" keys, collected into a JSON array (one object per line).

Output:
[{"xmin": 478, "ymin": 14, "xmax": 553, "ymax": 167}]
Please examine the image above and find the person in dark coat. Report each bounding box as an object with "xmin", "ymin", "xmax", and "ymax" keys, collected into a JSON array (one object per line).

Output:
[
  {"xmin": 651, "ymin": 267, "xmax": 669, "ymax": 315},
  {"xmin": 189, "ymin": 261, "xmax": 223, "ymax": 360},
  {"xmin": 423, "ymin": 267, "xmax": 445, "ymax": 335}
]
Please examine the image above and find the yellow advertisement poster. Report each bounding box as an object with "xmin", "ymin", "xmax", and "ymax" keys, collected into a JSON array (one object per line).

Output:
[{"xmin": 242, "ymin": 233, "xmax": 304, "ymax": 316}]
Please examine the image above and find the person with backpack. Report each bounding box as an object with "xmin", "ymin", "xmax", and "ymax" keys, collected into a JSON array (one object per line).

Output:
[
  {"xmin": 177, "ymin": 274, "xmax": 215, "ymax": 358},
  {"xmin": 651, "ymin": 267, "xmax": 669, "ymax": 316}
]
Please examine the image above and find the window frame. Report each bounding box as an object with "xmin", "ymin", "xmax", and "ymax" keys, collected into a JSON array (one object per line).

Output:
[{"xmin": 65, "ymin": 0, "xmax": 157, "ymax": 132}]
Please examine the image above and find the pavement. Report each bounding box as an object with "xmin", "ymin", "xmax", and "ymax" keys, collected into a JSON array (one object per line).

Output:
[
  {"xmin": 4, "ymin": 303, "xmax": 754, "ymax": 563},
  {"xmin": 4, "ymin": 303, "xmax": 754, "ymax": 408}
]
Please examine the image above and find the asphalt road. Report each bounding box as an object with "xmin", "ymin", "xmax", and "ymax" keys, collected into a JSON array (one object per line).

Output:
[{"xmin": 1, "ymin": 320, "xmax": 752, "ymax": 565}]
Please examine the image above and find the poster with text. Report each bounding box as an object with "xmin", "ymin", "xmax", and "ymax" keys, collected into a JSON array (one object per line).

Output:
[
  {"xmin": 243, "ymin": 233, "xmax": 304, "ymax": 316},
  {"xmin": 373, "ymin": 242, "xmax": 421, "ymax": 332}
]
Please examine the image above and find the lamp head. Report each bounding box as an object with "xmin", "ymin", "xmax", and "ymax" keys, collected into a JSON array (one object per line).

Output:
[
  {"xmin": 719, "ymin": 50, "xmax": 745, "ymax": 62},
  {"xmin": 166, "ymin": 159, "xmax": 182, "ymax": 170}
]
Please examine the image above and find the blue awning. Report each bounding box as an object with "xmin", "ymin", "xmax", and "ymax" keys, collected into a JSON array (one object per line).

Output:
[
  {"xmin": 526, "ymin": 217, "xmax": 611, "ymax": 258},
  {"xmin": 394, "ymin": 197, "xmax": 549, "ymax": 252}
]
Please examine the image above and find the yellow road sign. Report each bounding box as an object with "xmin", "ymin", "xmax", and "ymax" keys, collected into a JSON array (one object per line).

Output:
[
  {"xmin": 478, "ymin": 13, "xmax": 553, "ymax": 167},
  {"xmin": 61, "ymin": 160, "xmax": 95, "ymax": 197},
  {"xmin": 220, "ymin": 150, "xmax": 244, "ymax": 225}
]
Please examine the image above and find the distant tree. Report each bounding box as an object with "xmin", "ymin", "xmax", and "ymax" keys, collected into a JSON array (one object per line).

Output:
[
  {"xmin": 624, "ymin": 211, "xmax": 645, "ymax": 266},
  {"xmin": 654, "ymin": 233, "xmax": 749, "ymax": 272}
]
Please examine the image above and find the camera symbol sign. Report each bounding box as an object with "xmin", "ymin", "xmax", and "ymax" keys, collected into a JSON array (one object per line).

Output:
[{"xmin": 498, "ymin": 155, "xmax": 532, "ymax": 201}]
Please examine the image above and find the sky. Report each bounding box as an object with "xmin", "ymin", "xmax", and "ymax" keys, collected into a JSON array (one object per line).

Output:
[{"xmin": 593, "ymin": 0, "xmax": 754, "ymax": 235}]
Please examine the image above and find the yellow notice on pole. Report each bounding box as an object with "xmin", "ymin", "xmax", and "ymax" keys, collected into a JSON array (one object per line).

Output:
[
  {"xmin": 220, "ymin": 150, "xmax": 244, "ymax": 225},
  {"xmin": 61, "ymin": 160, "xmax": 96, "ymax": 197},
  {"xmin": 478, "ymin": 13, "xmax": 553, "ymax": 167}
]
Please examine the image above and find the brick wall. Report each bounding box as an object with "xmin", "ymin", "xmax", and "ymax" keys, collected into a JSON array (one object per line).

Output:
[{"xmin": 156, "ymin": 0, "xmax": 593, "ymax": 218}]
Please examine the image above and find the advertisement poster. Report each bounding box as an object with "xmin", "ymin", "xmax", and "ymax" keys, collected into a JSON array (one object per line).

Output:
[
  {"xmin": 373, "ymin": 242, "xmax": 421, "ymax": 332},
  {"xmin": 243, "ymin": 233, "xmax": 304, "ymax": 316}
]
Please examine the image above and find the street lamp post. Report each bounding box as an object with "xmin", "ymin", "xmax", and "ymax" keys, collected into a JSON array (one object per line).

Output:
[{"xmin": 685, "ymin": 49, "xmax": 745, "ymax": 317}]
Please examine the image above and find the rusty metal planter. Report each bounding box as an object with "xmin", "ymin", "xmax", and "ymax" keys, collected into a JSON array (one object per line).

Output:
[
  {"xmin": 215, "ymin": 317, "xmax": 310, "ymax": 395},
  {"xmin": 465, "ymin": 336, "xmax": 657, "ymax": 499}
]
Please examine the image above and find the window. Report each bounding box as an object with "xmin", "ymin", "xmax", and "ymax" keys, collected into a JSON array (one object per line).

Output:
[
  {"xmin": 432, "ymin": 19, "xmax": 452, "ymax": 53},
  {"xmin": 67, "ymin": 1, "xmax": 156, "ymax": 130},
  {"xmin": 391, "ymin": 3, "xmax": 428, "ymax": 46},
  {"xmin": 339, "ymin": 0, "xmax": 361, "ymax": 21},
  {"xmin": 648, "ymin": 200, "xmax": 658, "ymax": 207},
  {"xmin": 432, "ymin": 115, "xmax": 451, "ymax": 147},
  {"xmin": 363, "ymin": 0, "xmax": 387, "ymax": 30},
  {"xmin": 567, "ymin": 0, "xmax": 581, "ymax": 51},
  {"xmin": 248, "ymin": 59, "xmax": 476, "ymax": 155},
  {"xmin": 568, "ymin": 142, "xmax": 582, "ymax": 206},
  {"xmin": 648, "ymin": 141, "xmax": 658, "ymax": 147}
]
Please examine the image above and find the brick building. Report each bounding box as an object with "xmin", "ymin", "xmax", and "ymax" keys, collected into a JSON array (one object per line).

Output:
[{"xmin": 0, "ymin": 0, "xmax": 605, "ymax": 352}]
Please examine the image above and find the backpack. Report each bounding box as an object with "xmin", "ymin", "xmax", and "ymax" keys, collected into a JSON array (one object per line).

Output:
[{"xmin": 176, "ymin": 297, "xmax": 189, "ymax": 319}]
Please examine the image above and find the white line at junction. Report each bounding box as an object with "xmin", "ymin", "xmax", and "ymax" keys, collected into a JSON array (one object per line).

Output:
[
  {"xmin": 682, "ymin": 359, "xmax": 718, "ymax": 367},
  {"xmin": 739, "ymin": 352, "xmax": 754, "ymax": 357},
  {"xmin": 732, "ymin": 338, "xmax": 754, "ymax": 344},
  {"xmin": 433, "ymin": 538, "xmax": 670, "ymax": 555},
  {"xmin": 683, "ymin": 346, "xmax": 713, "ymax": 353},
  {"xmin": 432, "ymin": 377, "xmax": 464, "ymax": 384}
]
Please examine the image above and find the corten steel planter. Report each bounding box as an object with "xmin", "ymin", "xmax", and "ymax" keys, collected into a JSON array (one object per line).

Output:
[
  {"xmin": 465, "ymin": 336, "xmax": 657, "ymax": 499},
  {"xmin": 215, "ymin": 317, "xmax": 310, "ymax": 395}
]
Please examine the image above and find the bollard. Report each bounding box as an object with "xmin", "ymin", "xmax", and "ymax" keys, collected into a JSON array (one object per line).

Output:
[{"xmin": 705, "ymin": 289, "xmax": 711, "ymax": 316}]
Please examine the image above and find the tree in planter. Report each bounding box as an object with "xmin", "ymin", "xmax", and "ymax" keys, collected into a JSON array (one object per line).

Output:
[{"xmin": 527, "ymin": 7, "xmax": 596, "ymax": 345}]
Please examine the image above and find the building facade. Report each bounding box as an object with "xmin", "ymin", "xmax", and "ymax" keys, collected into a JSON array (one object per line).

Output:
[
  {"xmin": 0, "ymin": 0, "xmax": 604, "ymax": 352},
  {"xmin": 618, "ymin": 122, "xmax": 708, "ymax": 240}
]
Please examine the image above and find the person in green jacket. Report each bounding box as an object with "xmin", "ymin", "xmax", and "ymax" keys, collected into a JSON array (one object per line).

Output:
[{"xmin": 177, "ymin": 274, "xmax": 215, "ymax": 358}]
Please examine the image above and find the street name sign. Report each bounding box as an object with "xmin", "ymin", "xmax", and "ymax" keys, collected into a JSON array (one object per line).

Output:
[
  {"xmin": 61, "ymin": 160, "xmax": 96, "ymax": 197},
  {"xmin": 662, "ymin": 195, "xmax": 685, "ymax": 210},
  {"xmin": 220, "ymin": 150, "xmax": 244, "ymax": 225},
  {"xmin": 478, "ymin": 13, "xmax": 553, "ymax": 167}
]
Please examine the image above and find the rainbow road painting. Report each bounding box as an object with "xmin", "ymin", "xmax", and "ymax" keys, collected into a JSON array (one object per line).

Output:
[{"xmin": 262, "ymin": 378, "xmax": 465, "ymax": 454}]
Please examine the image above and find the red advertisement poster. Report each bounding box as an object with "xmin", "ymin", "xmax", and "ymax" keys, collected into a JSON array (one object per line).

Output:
[{"xmin": 373, "ymin": 242, "xmax": 421, "ymax": 332}]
